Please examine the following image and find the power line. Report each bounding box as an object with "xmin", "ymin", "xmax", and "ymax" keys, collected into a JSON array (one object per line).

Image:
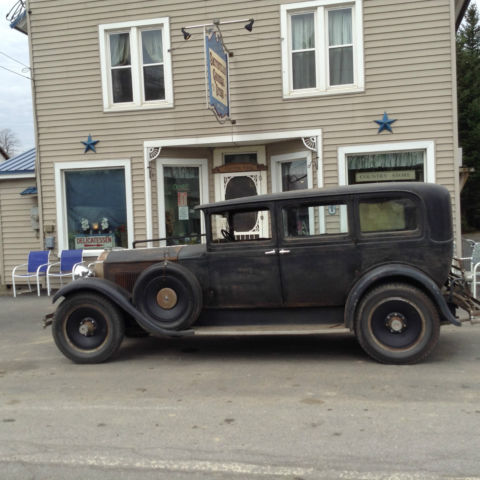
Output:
[
  {"xmin": 0, "ymin": 51, "xmax": 29, "ymax": 69},
  {"xmin": 0, "ymin": 64, "xmax": 31, "ymax": 80}
]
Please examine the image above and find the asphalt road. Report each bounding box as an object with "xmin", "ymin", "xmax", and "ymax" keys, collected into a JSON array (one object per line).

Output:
[{"xmin": 1, "ymin": 293, "xmax": 480, "ymax": 480}]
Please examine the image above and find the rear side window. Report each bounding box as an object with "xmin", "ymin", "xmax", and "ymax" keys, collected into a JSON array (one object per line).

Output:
[{"xmin": 359, "ymin": 197, "xmax": 418, "ymax": 233}]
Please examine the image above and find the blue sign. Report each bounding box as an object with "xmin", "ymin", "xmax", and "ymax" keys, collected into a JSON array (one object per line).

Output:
[{"xmin": 205, "ymin": 30, "xmax": 229, "ymax": 120}]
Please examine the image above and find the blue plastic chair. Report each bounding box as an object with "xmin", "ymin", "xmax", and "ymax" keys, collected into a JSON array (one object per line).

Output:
[
  {"xmin": 46, "ymin": 249, "xmax": 83, "ymax": 296},
  {"xmin": 12, "ymin": 250, "xmax": 51, "ymax": 297}
]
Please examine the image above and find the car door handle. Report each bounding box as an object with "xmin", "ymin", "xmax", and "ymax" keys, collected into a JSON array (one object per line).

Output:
[
  {"xmin": 279, "ymin": 249, "xmax": 290, "ymax": 255},
  {"xmin": 265, "ymin": 249, "xmax": 277, "ymax": 255}
]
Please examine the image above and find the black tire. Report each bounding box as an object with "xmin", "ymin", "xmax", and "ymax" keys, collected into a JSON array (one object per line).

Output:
[
  {"xmin": 52, "ymin": 292, "xmax": 125, "ymax": 364},
  {"xmin": 132, "ymin": 262, "xmax": 203, "ymax": 332},
  {"xmin": 355, "ymin": 283, "xmax": 440, "ymax": 364}
]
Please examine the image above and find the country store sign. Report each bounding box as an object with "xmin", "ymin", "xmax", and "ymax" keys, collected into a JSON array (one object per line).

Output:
[{"xmin": 205, "ymin": 30, "xmax": 230, "ymax": 120}]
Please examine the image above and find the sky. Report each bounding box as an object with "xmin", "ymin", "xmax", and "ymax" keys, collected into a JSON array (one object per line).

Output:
[
  {"xmin": 0, "ymin": 0, "xmax": 479, "ymax": 157},
  {"xmin": 0, "ymin": 0, "xmax": 34, "ymax": 155}
]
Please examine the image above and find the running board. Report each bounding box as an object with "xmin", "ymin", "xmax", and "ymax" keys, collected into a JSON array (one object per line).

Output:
[{"xmin": 191, "ymin": 323, "xmax": 350, "ymax": 336}]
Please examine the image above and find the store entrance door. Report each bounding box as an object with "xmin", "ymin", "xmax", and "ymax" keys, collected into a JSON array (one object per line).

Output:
[{"xmin": 156, "ymin": 158, "xmax": 209, "ymax": 245}]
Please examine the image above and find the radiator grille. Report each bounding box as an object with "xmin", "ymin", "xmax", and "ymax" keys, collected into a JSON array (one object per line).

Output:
[{"xmin": 114, "ymin": 272, "xmax": 140, "ymax": 292}]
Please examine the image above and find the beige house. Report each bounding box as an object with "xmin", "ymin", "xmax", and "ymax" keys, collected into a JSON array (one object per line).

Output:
[
  {"xmin": 0, "ymin": 148, "xmax": 40, "ymax": 287},
  {"xmin": 8, "ymin": 0, "xmax": 470, "ymax": 258}
]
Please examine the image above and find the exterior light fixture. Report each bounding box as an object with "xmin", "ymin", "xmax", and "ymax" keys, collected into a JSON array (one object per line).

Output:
[
  {"xmin": 244, "ymin": 19, "xmax": 254, "ymax": 32},
  {"xmin": 181, "ymin": 27, "xmax": 191, "ymax": 40}
]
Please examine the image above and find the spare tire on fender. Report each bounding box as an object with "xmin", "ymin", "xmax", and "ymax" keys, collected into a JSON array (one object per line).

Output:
[{"xmin": 132, "ymin": 261, "xmax": 203, "ymax": 333}]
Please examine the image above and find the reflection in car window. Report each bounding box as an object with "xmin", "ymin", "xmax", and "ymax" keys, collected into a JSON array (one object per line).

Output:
[
  {"xmin": 282, "ymin": 203, "xmax": 348, "ymax": 238},
  {"xmin": 359, "ymin": 197, "xmax": 417, "ymax": 233},
  {"xmin": 211, "ymin": 208, "xmax": 272, "ymax": 242}
]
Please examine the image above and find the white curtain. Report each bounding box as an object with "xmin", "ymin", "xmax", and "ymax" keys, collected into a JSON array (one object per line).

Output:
[
  {"xmin": 110, "ymin": 33, "xmax": 130, "ymax": 66},
  {"xmin": 291, "ymin": 13, "xmax": 316, "ymax": 89},
  {"xmin": 142, "ymin": 29, "xmax": 163, "ymax": 64},
  {"xmin": 328, "ymin": 9, "xmax": 353, "ymax": 85}
]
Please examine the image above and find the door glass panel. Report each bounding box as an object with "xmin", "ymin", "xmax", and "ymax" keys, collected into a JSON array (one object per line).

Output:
[
  {"xmin": 163, "ymin": 166, "xmax": 201, "ymax": 245},
  {"xmin": 281, "ymin": 160, "xmax": 308, "ymax": 191}
]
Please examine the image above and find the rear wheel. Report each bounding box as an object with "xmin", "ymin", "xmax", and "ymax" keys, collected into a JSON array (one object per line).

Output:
[
  {"xmin": 52, "ymin": 292, "xmax": 125, "ymax": 364},
  {"xmin": 355, "ymin": 283, "xmax": 440, "ymax": 364}
]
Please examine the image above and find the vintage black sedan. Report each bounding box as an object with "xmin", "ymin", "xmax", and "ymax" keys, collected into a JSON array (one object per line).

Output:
[{"xmin": 46, "ymin": 182, "xmax": 472, "ymax": 364}]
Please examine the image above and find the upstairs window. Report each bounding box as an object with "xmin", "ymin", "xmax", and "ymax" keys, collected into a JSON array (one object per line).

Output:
[
  {"xmin": 281, "ymin": 0, "xmax": 364, "ymax": 98},
  {"xmin": 99, "ymin": 18, "xmax": 173, "ymax": 111}
]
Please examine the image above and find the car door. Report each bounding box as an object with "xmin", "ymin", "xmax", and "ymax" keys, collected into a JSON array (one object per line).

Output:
[
  {"xmin": 277, "ymin": 198, "xmax": 358, "ymax": 307},
  {"xmin": 206, "ymin": 203, "xmax": 283, "ymax": 308}
]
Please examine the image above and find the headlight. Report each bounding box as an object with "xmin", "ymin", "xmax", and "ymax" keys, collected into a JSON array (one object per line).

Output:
[{"xmin": 73, "ymin": 264, "xmax": 94, "ymax": 279}]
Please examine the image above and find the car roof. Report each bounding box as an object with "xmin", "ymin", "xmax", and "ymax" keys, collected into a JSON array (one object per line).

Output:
[{"xmin": 197, "ymin": 182, "xmax": 448, "ymax": 211}]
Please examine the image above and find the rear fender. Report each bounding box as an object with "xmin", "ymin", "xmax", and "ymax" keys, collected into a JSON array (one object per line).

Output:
[
  {"xmin": 52, "ymin": 278, "xmax": 193, "ymax": 337},
  {"xmin": 344, "ymin": 265, "xmax": 461, "ymax": 329}
]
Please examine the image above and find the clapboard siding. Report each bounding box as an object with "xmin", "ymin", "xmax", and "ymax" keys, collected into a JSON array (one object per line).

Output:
[
  {"xmin": 29, "ymin": 0, "xmax": 460, "ymax": 244},
  {"xmin": 0, "ymin": 179, "xmax": 41, "ymax": 286}
]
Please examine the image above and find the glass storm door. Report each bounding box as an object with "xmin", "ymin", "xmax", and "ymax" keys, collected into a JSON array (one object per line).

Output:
[{"xmin": 157, "ymin": 159, "xmax": 208, "ymax": 245}]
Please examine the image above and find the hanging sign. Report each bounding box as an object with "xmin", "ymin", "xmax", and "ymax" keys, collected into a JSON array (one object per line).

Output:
[
  {"xmin": 178, "ymin": 191, "xmax": 189, "ymax": 220},
  {"xmin": 355, "ymin": 170, "xmax": 416, "ymax": 183},
  {"xmin": 205, "ymin": 30, "xmax": 230, "ymax": 121}
]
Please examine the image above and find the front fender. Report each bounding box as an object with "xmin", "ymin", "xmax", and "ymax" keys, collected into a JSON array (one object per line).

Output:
[
  {"xmin": 344, "ymin": 264, "xmax": 461, "ymax": 329},
  {"xmin": 52, "ymin": 278, "xmax": 194, "ymax": 337}
]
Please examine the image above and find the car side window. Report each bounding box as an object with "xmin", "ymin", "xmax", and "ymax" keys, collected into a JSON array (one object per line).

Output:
[
  {"xmin": 359, "ymin": 197, "xmax": 418, "ymax": 233},
  {"xmin": 282, "ymin": 202, "xmax": 348, "ymax": 238},
  {"xmin": 210, "ymin": 208, "xmax": 272, "ymax": 243}
]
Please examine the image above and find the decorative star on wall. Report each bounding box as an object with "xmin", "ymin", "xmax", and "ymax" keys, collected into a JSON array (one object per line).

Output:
[
  {"xmin": 374, "ymin": 112, "xmax": 397, "ymax": 134},
  {"xmin": 81, "ymin": 134, "xmax": 99, "ymax": 153}
]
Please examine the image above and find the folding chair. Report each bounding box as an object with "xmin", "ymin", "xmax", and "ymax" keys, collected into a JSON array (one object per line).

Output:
[
  {"xmin": 12, "ymin": 250, "xmax": 51, "ymax": 297},
  {"xmin": 46, "ymin": 249, "xmax": 83, "ymax": 296}
]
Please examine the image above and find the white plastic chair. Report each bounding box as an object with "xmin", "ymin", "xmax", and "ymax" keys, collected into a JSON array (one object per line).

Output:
[{"xmin": 12, "ymin": 250, "xmax": 51, "ymax": 297}]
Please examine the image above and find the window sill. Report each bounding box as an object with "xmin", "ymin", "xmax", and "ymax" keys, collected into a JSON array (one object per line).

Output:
[
  {"xmin": 103, "ymin": 101, "xmax": 174, "ymax": 113},
  {"xmin": 282, "ymin": 86, "xmax": 365, "ymax": 100}
]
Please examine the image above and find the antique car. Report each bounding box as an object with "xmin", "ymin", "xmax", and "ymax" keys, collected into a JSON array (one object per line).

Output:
[{"xmin": 45, "ymin": 182, "xmax": 475, "ymax": 364}]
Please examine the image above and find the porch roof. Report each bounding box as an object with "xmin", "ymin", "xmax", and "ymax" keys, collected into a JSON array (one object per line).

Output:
[{"xmin": 0, "ymin": 147, "xmax": 35, "ymax": 175}]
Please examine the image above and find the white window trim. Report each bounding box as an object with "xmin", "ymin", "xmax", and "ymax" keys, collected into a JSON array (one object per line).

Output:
[
  {"xmin": 156, "ymin": 158, "xmax": 209, "ymax": 246},
  {"xmin": 54, "ymin": 159, "xmax": 134, "ymax": 256},
  {"xmin": 99, "ymin": 18, "xmax": 173, "ymax": 112},
  {"xmin": 280, "ymin": 0, "xmax": 364, "ymax": 99},
  {"xmin": 337, "ymin": 141, "xmax": 436, "ymax": 186},
  {"xmin": 270, "ymin": 151, "xmax": 314, "ymax": 193}
]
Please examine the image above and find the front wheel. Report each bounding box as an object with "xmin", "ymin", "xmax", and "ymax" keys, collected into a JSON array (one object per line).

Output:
[
  {"xmin": 355, "ymin": 283, "xmax": 440, "ymax": 364},
  {"xmin": 52, "ymin": 292, "xmax": 125, "ymax": 364}
]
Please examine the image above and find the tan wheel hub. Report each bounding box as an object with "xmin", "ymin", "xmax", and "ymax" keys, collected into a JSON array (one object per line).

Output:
[{"xmin": 156, "ymin": 288, "xmax": 178, "ymax": 309}]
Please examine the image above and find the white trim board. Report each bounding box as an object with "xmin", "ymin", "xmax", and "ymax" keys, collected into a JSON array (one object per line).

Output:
[
  {"xmin": 54, "ymin": 159, "xmax": 134, "ymax": 256},
  {"xmin": 337, "ymin": 141, "xmax": 436, "ymax": 185}
]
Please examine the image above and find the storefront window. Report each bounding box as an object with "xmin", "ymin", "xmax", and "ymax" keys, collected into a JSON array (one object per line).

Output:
[
  {"xmin": 163, "ymin": 166, "xmax": 201, "ymax": 245},
  {"xmin": 65, "ymin": 168, "xmax": 128, "ymax": 250},
  {"xmin": 347, "ymin": 150, "xmax": 425, "ymax": 184}
]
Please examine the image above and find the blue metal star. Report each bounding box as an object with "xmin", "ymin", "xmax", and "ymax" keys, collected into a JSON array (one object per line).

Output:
[
  {"xmin": 374, "ymin": 112, "xmax": 397, "ymax": 134},
  {"xmin": 81, "ymin": 134, "xmax": 99, "ymax": 153}
]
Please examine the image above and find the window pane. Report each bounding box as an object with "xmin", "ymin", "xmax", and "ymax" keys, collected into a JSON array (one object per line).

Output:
[
  {"xmin": 347, "ymin": 151, "xmax": 425, "ymax": 184},
  {"xmin": 224, "ymin": 153, "xmax": 258, "ymax": 165},
  {"xmin": 281, "ymin": 160, "xmax": 308, "ymax": 191},
  {"xmin": 163, "ymin": 167, "xmax": 201, "ymax": 245},
  {"xmin": 292, "ymin": 51, "xmax": 316, "ymax": 89},
  {"xmin": 211, "ymin": 209, "xmax": 272, "ymax": 242},
  {"xmin": 329, "ymin": 46, "xmax": 353, "ymax": 85},
  {"xmin": 143, "ymin": 65, "xmax": 165, "ymax": 100},
  {"xmin": 359, "ymin": 198, "xmax": 418, "ymax": 233},
  {"xmin": 65, "ymin": 169, "xmax": 128, "ymax": 249},
  {"xmin": 142, "ymin": 29, "xmax": 163, "ymax": 64},
  {"xmin": 329, "ymin": 9, "xmax": 352, "ymax": 46},
  {"xmin": 292, "ymin": 13, "xmax": 315, "ymax": 50},
  {"xmin": 112, "ymin": 68, "xmax": 133, "ymax": 102},
  {"xmin": 110, "ymin": 33, "xmax": 130, "ymax": 66}
]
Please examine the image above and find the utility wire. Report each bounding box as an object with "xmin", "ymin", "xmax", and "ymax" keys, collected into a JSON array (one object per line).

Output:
[
  {"xmin": 0, "ymin": 51, "xmax": 29, "ymax": 69},
  {"xmin": 0, "ymin": 64, "xmax": 31, "ymax": 80}
]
